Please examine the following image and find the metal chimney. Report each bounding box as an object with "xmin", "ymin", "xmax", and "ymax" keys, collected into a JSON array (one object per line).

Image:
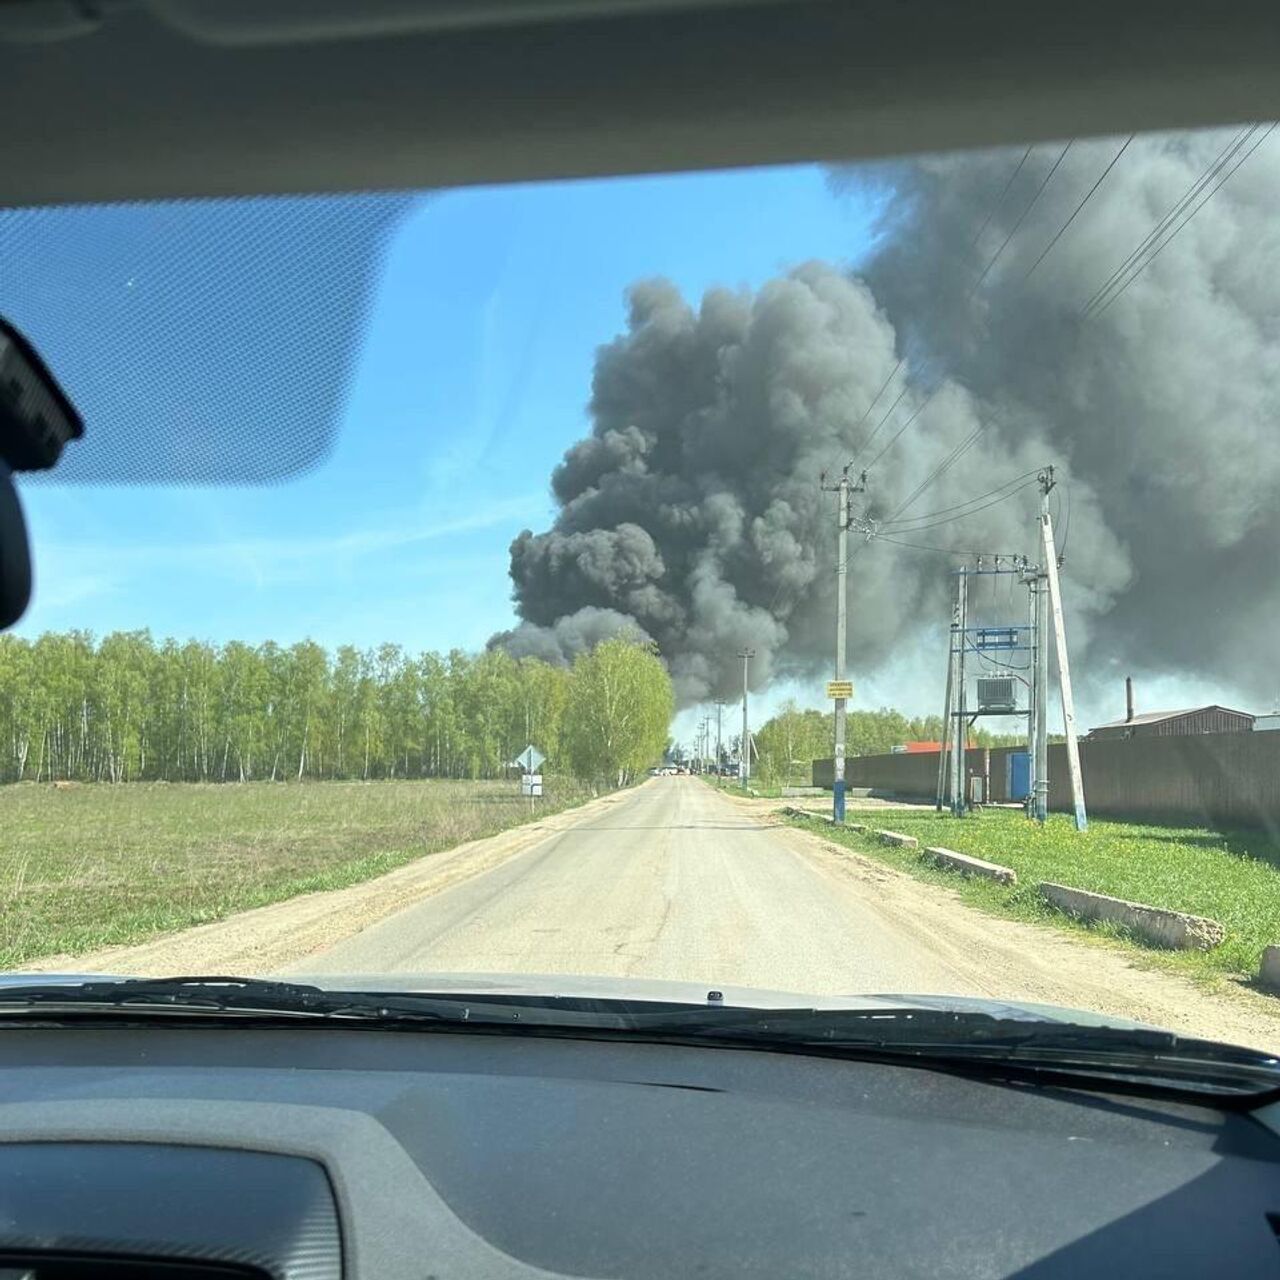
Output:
[{"xmin": 1125, "ymin": 676, "xmax": 1134, "ymax": 724}]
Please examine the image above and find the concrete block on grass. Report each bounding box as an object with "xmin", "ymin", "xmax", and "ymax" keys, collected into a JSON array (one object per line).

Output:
[
  {"xmin": 1040, "ymin": 882, "xmax": 1225, "ymax": 951},
  {"xmin": 924, "ymin": 846, "xmax": 1016, "ymax": 885},
  {"xmin": 1261, "ymin": 946, "xmax": 1280, "ymax": 990},
  {"xmin": 784, "ymin": 806, "xmax": 835, "ymax": 825},
  {"xmin": 877, "ymin": 829, "xmax": 919, "ymax": 849}
]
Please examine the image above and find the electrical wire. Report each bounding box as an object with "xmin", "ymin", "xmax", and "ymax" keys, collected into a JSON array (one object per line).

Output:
[
  {"xmin": 856, "ymin": 127, "xmax": 1262, "ymax": 585},
  {"xmin": 853, "ymin": 380, "xmax": 913, "ymax": 466},
  {"xmin": 1092, "ymin": 123, "xmax": 1276, "ymax": 316},
  {"xmin": 880, "ymin": 469, "xmax": 1042, "ymax": 529},
  {"xmin": 1082, "ymin": 124, "xmax": 1254, "ymax": 313},
  {"xmin": 882, "ymin": 422, "xmax": 988, "ymax": 527},
  {"xmin": 974, "ymin": 647, "xmax": 1032, "ymax": 674},
  {"xmin": 854, "ymin": 147, "xmax": 1058, "ymax": 481},
  {"xmin": 969, "ymin": 144, "xmax": 1035, "ymax": 251},
  {"xmin": 872, "ymin": 534, "xmax": 1025, "ymax": 559},
  {"xmin": 862, "ymin": 385, "xmax": 942, "ymax": 473},
  {"xmin": 1080, "ymin": 124, "xmax": 1257, "ymax": 316},
  {"xmin": 1024, "ymin": 135, "xmax": 1134, "ymax": 279},
  {"xmin": 971, "ymin": 140, "xmax": 1074, "ymax": 292},
  {"xmin": 849, "ymin": 358, "xmax": 904, "ymax": 446},
  {"xmin": 878, "ymin": 483, "xmax": 1038, "ymax": 535}
]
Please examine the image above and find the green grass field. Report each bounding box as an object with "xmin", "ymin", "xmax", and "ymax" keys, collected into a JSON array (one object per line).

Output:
[
  {"xmin": 0, "ymin": 778, "xmax": 596, "ymax": 968},
  {"xmin": 787, "ymin": 807, "xmax": 1280, "ymax": 985}
]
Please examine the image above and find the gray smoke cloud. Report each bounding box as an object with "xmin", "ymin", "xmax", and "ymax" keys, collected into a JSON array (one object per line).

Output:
[{"xmin": 497, "ymin": 127, "xmax": 1280, "ymax": 710}]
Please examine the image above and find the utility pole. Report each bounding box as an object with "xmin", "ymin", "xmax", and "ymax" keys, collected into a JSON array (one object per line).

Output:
[
  {"xmin": 1033, "ymin": 568, "xmax": 1050, "ymax": 822},
  {"xmin": 1026, "ymin": 560, "xmax": 1039, "ymax": 818},
  {"xmin": 1039, "ymin": 469, "xmax": 1088, "ymax": 830},
  {"xmin": 820, "ymin": 465, "xmax": 866, "ymax": 823},
  {"xmin": 1032, "ymin": 473, "xmax": 1052, "ymax": 823},
  {"xmin": 714, "ymin": 699, "xmax": 725, "ymax": 773},
  {"xmin": 950, "ymin": 566, "xmax": 969, "ymax": 816},
  {"xmin": 937, "ymin": 573, "xmax": 960, "ymax": 812},
  {"xmin": 737, "ymin": 649, "xmax": 755, "ymax": 787}
]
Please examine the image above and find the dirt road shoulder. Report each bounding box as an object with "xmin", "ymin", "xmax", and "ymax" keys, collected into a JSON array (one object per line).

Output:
[
  {"xmin": 23, "ymin": 784, "xmax": 646, "ymax": 978},
  {"xmin": 771, "ymin": 818, "xmax": 1280, "ymax": 1054}
]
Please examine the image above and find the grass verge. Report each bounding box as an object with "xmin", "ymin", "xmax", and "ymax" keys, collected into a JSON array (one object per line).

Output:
[
  {"xmin": 0, "ymin": 778, "xmax": 597, "ymax": 968},
  {"xmin": 700, "ymin": 776, "xmax": 788, "ymax": 799},
  {"xmin": 785, "ymin": 807, "xmax": 1280, "ymax": 987}
]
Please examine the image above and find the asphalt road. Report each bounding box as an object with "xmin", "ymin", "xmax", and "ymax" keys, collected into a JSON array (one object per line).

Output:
[{"xmin": 289, "ymin": 777, "xmax": 972, "ymax": 994}]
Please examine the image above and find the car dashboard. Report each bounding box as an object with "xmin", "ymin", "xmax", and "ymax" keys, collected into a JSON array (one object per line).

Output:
[{"xmin": 0, "ymin": 1026, "xmax": 1276, "ymax": 1278}]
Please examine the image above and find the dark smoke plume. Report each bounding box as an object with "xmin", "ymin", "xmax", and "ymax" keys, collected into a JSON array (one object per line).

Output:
[{"xmin": 498, "ymin": 128, "xmax": 1280, "ymax": 709}]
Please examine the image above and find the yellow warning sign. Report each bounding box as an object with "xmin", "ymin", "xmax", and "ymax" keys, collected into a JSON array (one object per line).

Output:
[{"xmin": 826, "ymin": 680, "xmax": 854, "ymax": 699}]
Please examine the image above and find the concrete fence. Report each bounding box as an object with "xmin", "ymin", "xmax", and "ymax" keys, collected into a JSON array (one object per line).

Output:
[{"xmin": 814, "ymin": 730, "xmax": 1280, "ymax": 830}]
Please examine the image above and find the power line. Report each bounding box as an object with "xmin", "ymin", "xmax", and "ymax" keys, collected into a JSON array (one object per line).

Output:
[
  {"xmin": 1092, "ymin": 123, "xmax": 1276, "ymax": 316},
  {"xmin": 849, "ymin": 358, "xmax": 904, "ymax": 446},
  {"xmin": 879, "ymin": 479, "xmax": 1039, "ymax": 535},
  {"xmin": 881, "ymin": 468, "xmax": 1042, "ymax": 528},
  {"xmin": 969, "ymin": 144, "xmax": 1035, "ymax": 251},
  {"xmin": 852, "ymin": 380, "xmax": 913, "ymax": 466},
  {"xmin": 850, "ymin": 147, "xmax": 1056, "ymax": 480},
  {"xmin": 883, "ymin": 422, "xmax": 988, "ymax": 526},
  {"xmin": 874, "ymin": 534, "xmax": 1025, "ymax": 558},
  {"xmin": 1080, "ymin": 124, "xmax": 1257, "ymax": 316},
  {"xmin": 862, "ymin": 384, "xmax": 941, "ymax": 472},
  {"xmin": 1082, "ymin": 124, "xmax": 1254, "ymax": 314},
  {"xmin": 850, "ymin": 424, "xmax": 990, "ymax": 566},
  {"xmin": 973, "ymin": 645, "xmax": 1031, "ymax": 674},
  {"xmin": 971, "ymin": 140, "xmax": 1074, "ymax": 292},
  {"xmin": 1024, "ymin": 135, "xmax": 1134, "ymax": 279}
]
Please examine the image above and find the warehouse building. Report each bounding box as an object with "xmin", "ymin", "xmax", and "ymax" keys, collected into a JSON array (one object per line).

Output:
[{"xmin": 1086, "ymin": 705, "xmax": 1255, "ymax": 741}]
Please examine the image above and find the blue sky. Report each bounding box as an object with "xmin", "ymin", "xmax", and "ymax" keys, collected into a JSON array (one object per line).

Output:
[{"xmin": 14, "ymin": 164, "xmax": 879, "ymax": 687}]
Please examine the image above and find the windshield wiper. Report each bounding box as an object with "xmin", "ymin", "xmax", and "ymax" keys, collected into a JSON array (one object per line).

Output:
[
  {"xmin": 2, "ymin": 979, "xmax": 1275, "ymax": 1101},
  {"xmin": 0, "ymin": 976, "xmax": 457, "ymax": 1022},
  {"xmin": 617, "ymin": 1005, "xmax": 1280, "ymax": 1099},
  {"xmin": 0, "ymin": 976, "xmax": 683, "ymax": 1027}
]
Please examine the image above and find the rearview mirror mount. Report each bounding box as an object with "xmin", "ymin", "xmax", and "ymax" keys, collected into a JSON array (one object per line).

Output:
[{"xmin": 0, "ymin": 319, "xmax": 83, "ymax": 629}]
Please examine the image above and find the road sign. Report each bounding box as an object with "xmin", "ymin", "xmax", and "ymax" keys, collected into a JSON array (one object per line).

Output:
[
  {"xmin": 521, "ymin": 773, "xmax": 543, "ymax": 797},
  {"xmin": 826, "ymin": 680, "xmax": 854, "ymax": 699},
  {"xmin": 514, "ymin": 745, "xmax": 545, "ymax": 772}
]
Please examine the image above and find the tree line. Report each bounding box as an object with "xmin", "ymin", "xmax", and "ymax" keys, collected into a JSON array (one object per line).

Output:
[
  {"xmin": 751, "ymin": 701, "xmax": 1027, "ymax": 786},
  {"xmin": 0, "ymin": 631, "xmax": 673, "ymax": 787}
]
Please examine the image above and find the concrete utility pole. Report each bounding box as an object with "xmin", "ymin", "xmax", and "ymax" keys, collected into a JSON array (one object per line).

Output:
[
  {"xmin": 937, "ymin": 573, "xmax": 960, "ymax": 812},
  {"xmin": 1033, "ymin": 563, "xmax": 1050, "ymax": 823},
  {"xmin": 1026, "ymin": 561, "xmax": 1040, "ymax": 817},
  {"xmin": 738, "ymin": 649, "xmax": 755, "ymax": 787},
  {"xmin": 714, "ymin": 699, "xmax": 725, "ymax": 772},
  {"xmin": 1039, "ymin": 468, "xmax": 1088, "ymax": 830},
  {"xmin": 951, "ymin": 567, "xmax": 969, "ymax": 817},
  {"xmin": 1030, "ymin": 470, "xmax": 1054, "ymax": 823},
  {"xmin": 820, "ymin": 465, "xmax": 866, "ymax": 823}
]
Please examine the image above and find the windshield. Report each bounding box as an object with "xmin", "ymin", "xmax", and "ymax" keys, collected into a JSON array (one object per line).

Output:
[{"xmin": 3, "ymin": 126, "xmax": 1280, "ymax": 1063}]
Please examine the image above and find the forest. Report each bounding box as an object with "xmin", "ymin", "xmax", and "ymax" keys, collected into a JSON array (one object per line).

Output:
[{"xmin": 0, "ymin": 631, "xmax": 673, "ymax": 786}]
